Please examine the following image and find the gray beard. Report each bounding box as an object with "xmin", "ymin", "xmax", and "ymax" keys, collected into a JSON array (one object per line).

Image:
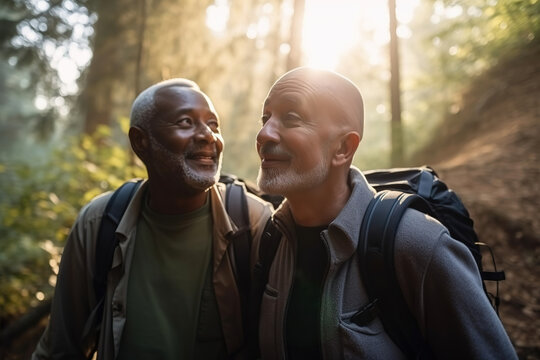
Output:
[
  {"xmin": 257, "ymin": 155, "xmax": 329, "ymax": 195},
  {"xmin": 148, "ymin": 135, "xmax": 221, "ymax": 192}
]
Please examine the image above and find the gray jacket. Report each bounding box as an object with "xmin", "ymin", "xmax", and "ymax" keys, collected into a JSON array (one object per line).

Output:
[
  {"xmin": 258, "ymin": 167, "xmax": 517, "ymax": 359},
  {"xmin": 33, "ymin": 180, "xmax": 273, "ymax": 360}
]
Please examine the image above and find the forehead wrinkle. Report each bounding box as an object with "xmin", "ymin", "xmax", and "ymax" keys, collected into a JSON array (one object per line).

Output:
[
  {"xmin": 267, "ymin": 67, "xmax": 364, "ymax": 137},
  {"xmin": 271, "ymin": 77, "xmax": 344, "ymax": 119},
  {"xmin": 267, "ymin": 78, "xmax": 319, "ymax": 107}
]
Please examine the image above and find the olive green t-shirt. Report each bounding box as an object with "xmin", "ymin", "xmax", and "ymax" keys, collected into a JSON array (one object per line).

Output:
[{"xmin": 117, "ymin": 193, "xmax": 226, "ymax": 359}]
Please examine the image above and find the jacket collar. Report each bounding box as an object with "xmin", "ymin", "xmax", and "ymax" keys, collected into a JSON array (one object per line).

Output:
[
  {"xmin": 115, "ymin": 179, "xmax": 147, "ymax": 241},
  {"xmin": 115, "ymin": 180, "xmax": 235, "ymax": 237},
  {"xmin": 273, "ymin": 167, "xmax": 376, "ymax": 264},
  {"xmin": 209, "ymin": 182, "xmax": 236, "ymax": 274}
]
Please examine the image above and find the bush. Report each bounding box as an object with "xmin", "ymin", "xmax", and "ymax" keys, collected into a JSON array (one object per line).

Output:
[{"xmin": 0, "ymin": 120, "xmax": 145, "ymax": 319}]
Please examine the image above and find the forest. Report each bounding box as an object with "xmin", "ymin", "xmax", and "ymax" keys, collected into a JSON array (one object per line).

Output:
[{"xmin": 0, "ymin": 0, "xmax": 539, "ymax": 358}]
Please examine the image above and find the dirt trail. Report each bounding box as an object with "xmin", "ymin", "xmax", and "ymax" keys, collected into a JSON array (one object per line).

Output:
[{"xmin": 415, "ymin": 41, "xmax": 540, "ymax": 359}]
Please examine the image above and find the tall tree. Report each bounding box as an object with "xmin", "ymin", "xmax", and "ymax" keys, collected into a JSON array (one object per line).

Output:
[
  {"xmin": 388, "ymin": 0, "xmax": 403, "ymax": 165},
  {"xmin": 0, "ymin": 0, "xmax": 91, "ymax": 142},
  {"xmin": 79, "ymin": 0, "xmax": 141, "ymax": 133},
  {"xmin": 286, "ymin": 0, "xmax": 305, "ymax": 70}
]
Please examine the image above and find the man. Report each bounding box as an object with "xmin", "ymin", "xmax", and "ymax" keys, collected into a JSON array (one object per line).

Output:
[
  {"xmin": 33, "ymin": 78, "xmax": 273, "ymax": 359},
  {"xmin": 254, "ymin": 67, "xmax": 517, "ymax": 359}
]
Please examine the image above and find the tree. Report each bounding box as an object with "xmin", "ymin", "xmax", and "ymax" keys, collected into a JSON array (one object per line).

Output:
[
  {"xmin": 0, "ymin": 0, "xmax": 93, "ymax": 144},
  {"xmin": 286, "ymin": 0, "xmax": 305, "ymax": 70},
  {"xmin": 79, "ymin": 0, "xmax": 143, "ymax": 134},
  {"xmin": 388, "ymin": 0, "xmax": 403, "ymax": 166}
]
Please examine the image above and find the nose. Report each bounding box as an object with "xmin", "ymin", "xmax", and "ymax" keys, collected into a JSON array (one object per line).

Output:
[
  {"xmin": 195, "ymin": 122, "xmax": 224, "ymax": 153},
  {"xmin": 195, "ymin": 123, "xmax": 218, "ymax": 143},
  {"xmin": 256, "ymin": 117, "xmax": 280, "ymax": 148}
]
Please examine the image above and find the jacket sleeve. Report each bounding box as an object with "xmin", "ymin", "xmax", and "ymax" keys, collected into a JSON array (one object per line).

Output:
[
  {"xmin": 32, "ymin": 201, "xmax": 103, "ymax": 360},
  {"xmin": 396, "ymin": 210, "xmax": 517, "ymax": 360}
]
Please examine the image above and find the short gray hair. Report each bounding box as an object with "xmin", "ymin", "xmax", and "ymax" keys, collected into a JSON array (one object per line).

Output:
[{"xmin": 130, "ymin": 78, "xmax": 200, "ymax": 129}]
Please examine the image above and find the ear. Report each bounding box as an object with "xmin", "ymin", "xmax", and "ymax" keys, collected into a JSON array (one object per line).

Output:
[
  {"xmin": 129, "ymin": 126, "xmax": 150, "ymax": 163},
  {"xmin": 332, "ymin": 131, "xmax": 360, "ymax": 167}
]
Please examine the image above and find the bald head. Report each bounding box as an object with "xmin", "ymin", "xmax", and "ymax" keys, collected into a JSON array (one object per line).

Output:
[
  {"xmin": 130, "ymin": 78, "xmax": 200, "ymax": 129},
  {"xmin": 269, "ymin": 67, "xmax": 364, "ymax": 138}
]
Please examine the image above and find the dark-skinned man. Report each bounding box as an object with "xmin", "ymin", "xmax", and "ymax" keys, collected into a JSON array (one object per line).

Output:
[{"xmin": 33, "ymin": 78, "xmax": 272, "ymax": 359}]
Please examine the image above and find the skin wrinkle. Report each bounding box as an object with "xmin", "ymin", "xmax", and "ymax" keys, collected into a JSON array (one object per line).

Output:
[
  {"xmin": 134, "ymin": 82, "xmax": 225, "ymax": 212},
  {"xmin": 256, "ymin": 68, "xmax": 363, "ymax": 226},
  {"xmin": 147, "ymin": 131, "xmax": 221, "ymax": 193},
  {"xmin": 273, "ymin": 68, "xmax": 364, "ymax": 137}
]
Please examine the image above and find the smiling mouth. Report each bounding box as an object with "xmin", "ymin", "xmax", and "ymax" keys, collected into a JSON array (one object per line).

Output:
[
  {"xmin": 189, "ymin": 152, "xmax": 217, "ymax": 166},
  {"xmin": 261, "ymin": 157, "xmax": 290, "ymax": 168}
]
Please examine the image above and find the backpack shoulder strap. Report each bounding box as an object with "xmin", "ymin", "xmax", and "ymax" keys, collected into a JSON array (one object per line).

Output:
[
  {"xmin": 357, "ymin": 190, "xmax": 432, "ymax": 358},
  {"xmin": 224, "ymin": 180, "xmax": 252, "ymax": 312},
  {"xmin": 247, "ymin": 218, "xmax": 282, "ymax": 358},
  {"xmin": 94, "ymin": 180, "xmax": 142, "ymax": 317}
]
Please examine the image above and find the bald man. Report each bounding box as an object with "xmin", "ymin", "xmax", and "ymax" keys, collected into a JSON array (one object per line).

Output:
[
  {"xmin": 254, "ymin": 68, "xmax": 517, "ymax": 359},
  {"xmin": 33, "ymin": 79, "xmax": 272, "ymax": 360}
]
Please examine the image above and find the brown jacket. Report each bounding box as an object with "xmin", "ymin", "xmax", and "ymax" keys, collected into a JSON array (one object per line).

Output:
[{"xmin": 33, "ymin": 180, "xmax": 273, "ymax": 359}]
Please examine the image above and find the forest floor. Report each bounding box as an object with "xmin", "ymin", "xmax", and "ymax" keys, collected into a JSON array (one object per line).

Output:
[{"xmin": 414, "ymin": 41, "xmax": 540, "ymax": 359}]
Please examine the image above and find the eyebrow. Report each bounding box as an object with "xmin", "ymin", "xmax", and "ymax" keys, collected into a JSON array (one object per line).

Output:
[
  {"xmin": 171, "ymin": 107, "xmax": 218, "ymax": 118},
  {"xmin": 159, "ymin": 108, "xmax": 219, "ymax": 126}
]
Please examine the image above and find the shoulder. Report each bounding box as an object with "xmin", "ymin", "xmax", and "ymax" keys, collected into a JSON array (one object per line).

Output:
[
  {"xmin": 393, "ymin": 208, "xmax": 451, "ymax": 275},
  {"xmin": 396, "ymin": 208, "xmax": 447, "ymax": 249},
  {"xmin": 394, "ymin": 207, "xmax": 478, "ymax": 283},
  {"xmin": 74, "ymin": 191, "xmax": 113, "ymax": 227},
  {"xmin": 396, "ymin": 208, "xmax": 472, "ymax": 257},
  {"xmin": 245, "ymin": 191, "xmax": 274, "ymax": 214}
]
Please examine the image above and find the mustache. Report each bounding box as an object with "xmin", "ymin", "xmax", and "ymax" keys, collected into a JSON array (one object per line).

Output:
[
  {"xmin": 259, "ymin": 143, "xmax": 292, "ymax": 158},
  {"xmin": 186, "ymin": 144, "xmax": 219, "ymax": 157}
]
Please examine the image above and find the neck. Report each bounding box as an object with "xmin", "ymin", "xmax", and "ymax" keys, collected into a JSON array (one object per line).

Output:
[
  {"xmin": 286, "ymin": 171, "xmax": 351, "ymax": 227},
  {"xmin": 146, "ymin": 180, "xmax": 210, "ymax": 215}
]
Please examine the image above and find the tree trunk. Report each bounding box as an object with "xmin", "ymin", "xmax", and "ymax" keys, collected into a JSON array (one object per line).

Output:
[
  {"xmin": 80, "ymin": 0, "xmax": 136, "ymax": 133},
  {"xmin": 134, "ymin": 0, "xmax": 147, "ymax": 98},
  {"xmin": 286, "ymin": 0, "xmax": 305, "ymax": 70},
  {"xmin": 389, "ymin": 0, "xmax": 404, "ymax": 166}
]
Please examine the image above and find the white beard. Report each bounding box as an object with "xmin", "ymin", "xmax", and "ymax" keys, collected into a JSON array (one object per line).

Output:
[
  {"xmin": 148, "ymin": 134, "xmax": 221, "ymax": 191},
  {"xmin": 257, "ymin": 152, "xmax": 329, "ymax": 195}
]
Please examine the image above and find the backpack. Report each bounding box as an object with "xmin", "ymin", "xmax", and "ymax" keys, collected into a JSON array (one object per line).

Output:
[
  {"xmin": 93, "ymin": 174, "xmax": 273, "ymax": 347},
  {"xmin": 249, "ymin": 166, "xmax": 505, "ymax": 359}
]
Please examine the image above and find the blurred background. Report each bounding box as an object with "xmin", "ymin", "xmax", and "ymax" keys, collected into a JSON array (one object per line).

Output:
[{"xmin": 0, "ymin": 0, "xmax": 538, "ymax": 358}]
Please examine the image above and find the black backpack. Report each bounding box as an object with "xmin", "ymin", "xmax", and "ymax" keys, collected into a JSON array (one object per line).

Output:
[{"xmin": 249, "ymin": 166, "xmax": 505, "ymax": 359}]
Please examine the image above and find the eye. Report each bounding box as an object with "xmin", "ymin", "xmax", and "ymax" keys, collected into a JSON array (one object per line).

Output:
[
  {"xmin": 207, "ymin": 119, "xmax": 220, "ymax": 132},
  {"xmin": 176, "ymin": 117, "xmax": 192, "ymax": 127},
  {"xmin": 283, "ymin": 112, "xmax": 302, "ymax": 126},
  {"xmin": 261, "ymin": 113, "xmax": 270, "ymax": 125}
]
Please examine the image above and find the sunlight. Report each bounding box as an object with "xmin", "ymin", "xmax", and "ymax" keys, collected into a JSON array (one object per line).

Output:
[
  {"xmin": 206, "ymin": 0, "xmax": 229, "ymax": 33},
  {"xmin": 301, "ymin": 0, "xmax": 363, "ymax": 69},
  {"xmin": 301, "ymin": 0, "xmax": 420, "ymax": 70}
]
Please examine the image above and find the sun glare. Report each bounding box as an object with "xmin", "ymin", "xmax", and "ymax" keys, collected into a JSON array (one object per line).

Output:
[{"xmin": 301, "ymin": 0, "xmax": 419, "ymax": 70}]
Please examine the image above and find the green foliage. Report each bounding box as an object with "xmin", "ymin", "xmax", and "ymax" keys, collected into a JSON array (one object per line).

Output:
[
  {"xmin": 0, "ymin": 120, "xmax": 145, "ymax": 318},
  {"xmin": 2, "ymin": 0, "xmax": 538, "ymax": 321},
  {"xmin": 0, "ymin": 0, "xmax": 94, "ymax": 139},
  {"xmin": 397, "ymin": 0, "xmax": 540, "ymax": 162},
  {"xmin": 429, "ymin": 0, "xmax": 539, "ymax": 80}
]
